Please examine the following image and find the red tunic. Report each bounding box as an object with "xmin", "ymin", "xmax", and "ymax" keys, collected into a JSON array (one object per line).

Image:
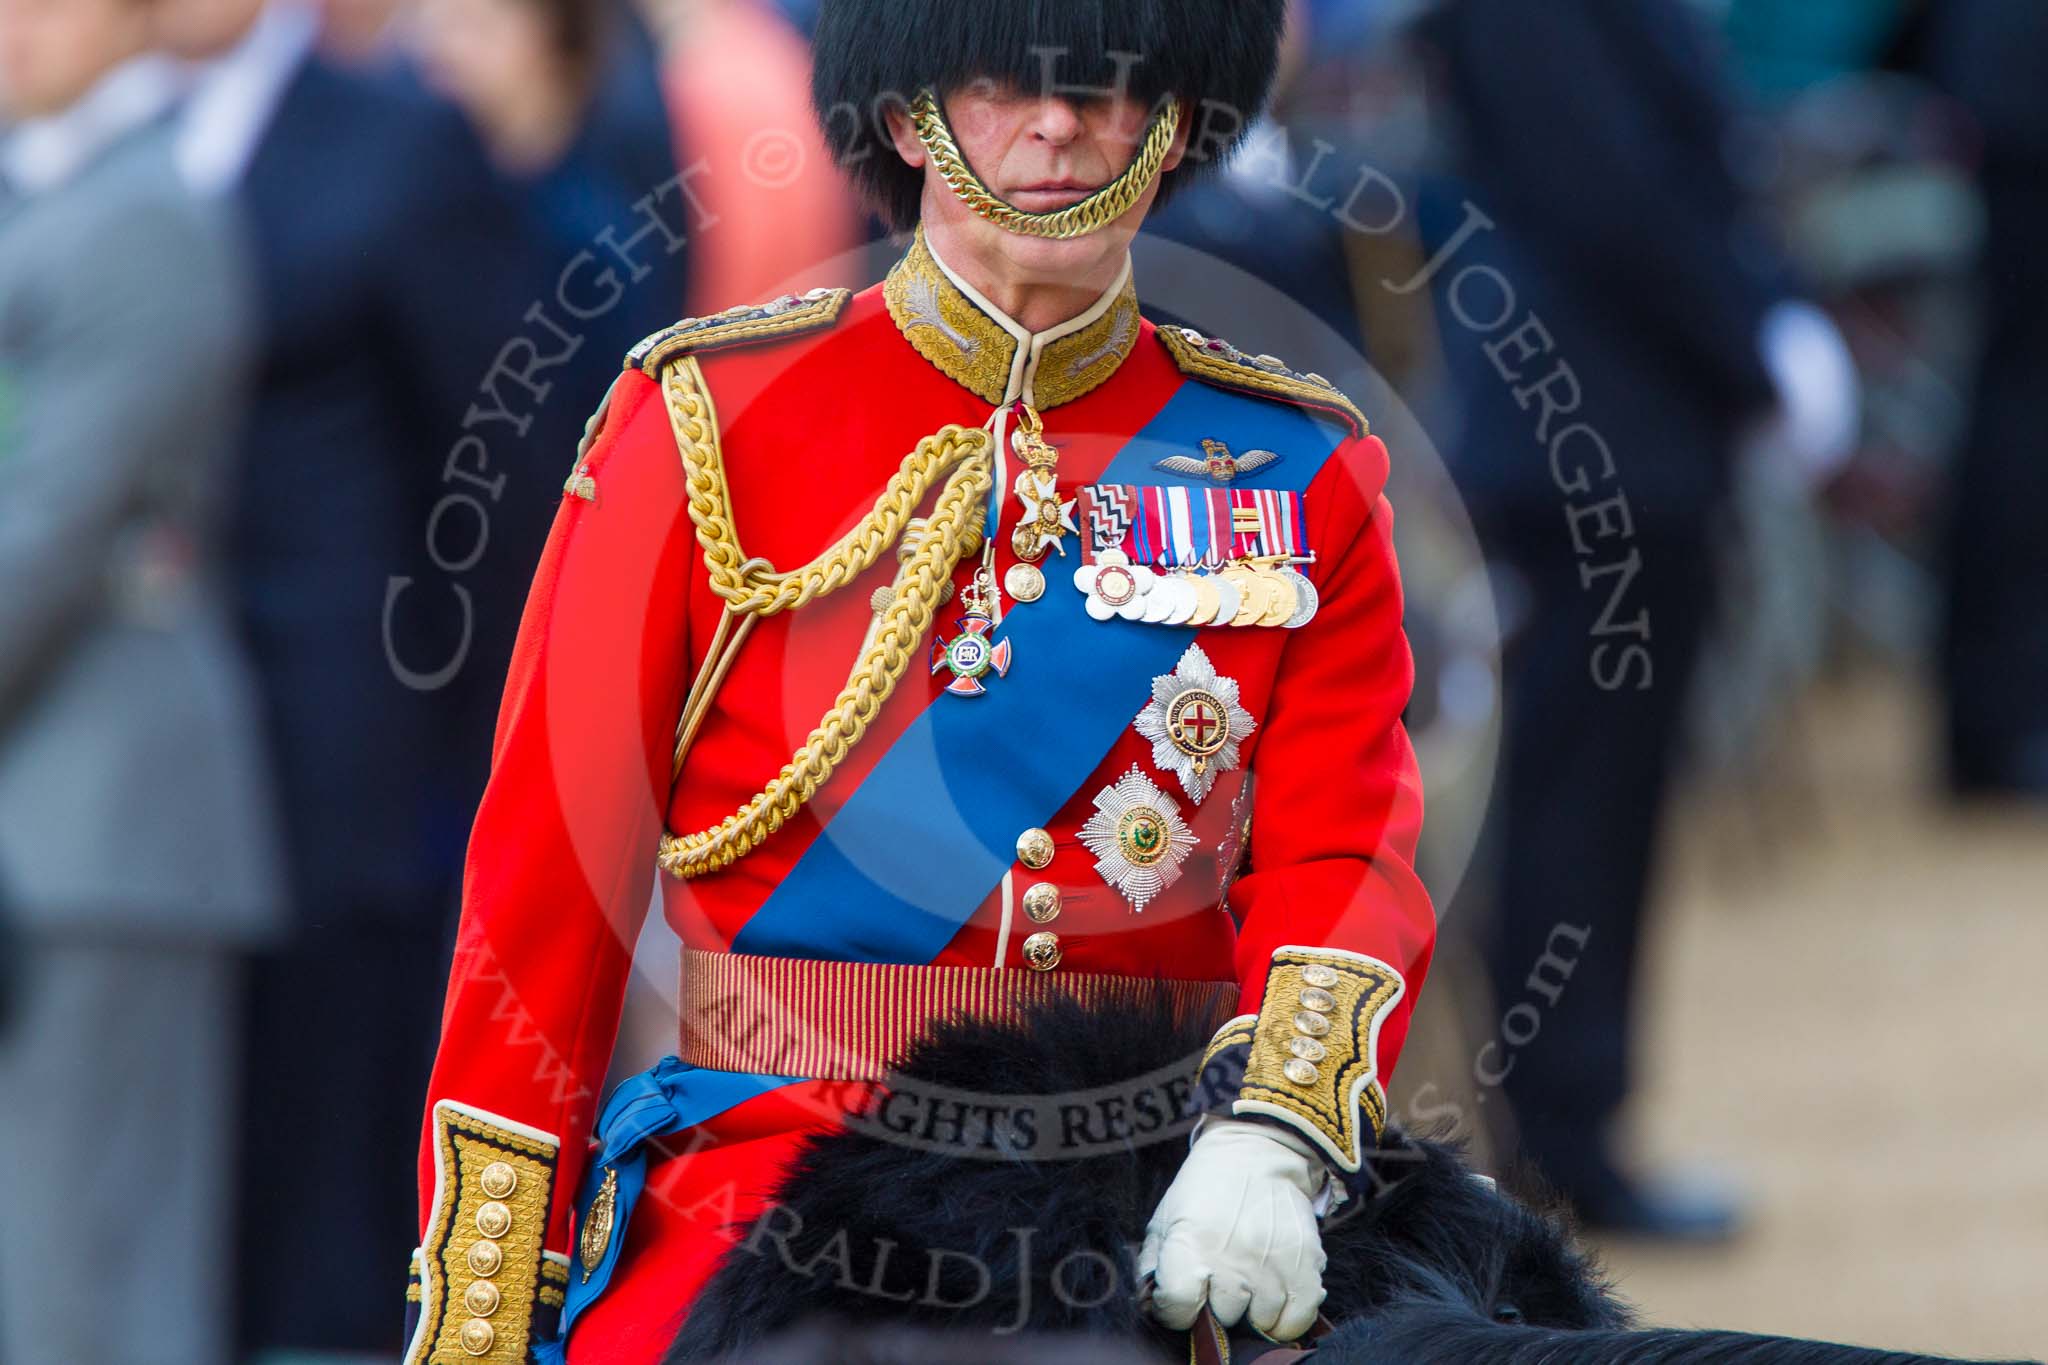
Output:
[{"xmin": 404, "ymin": 233, "xmax": 1434, "ymax": 1365}]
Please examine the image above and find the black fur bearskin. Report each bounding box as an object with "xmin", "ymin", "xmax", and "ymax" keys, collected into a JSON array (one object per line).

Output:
[
  {"xmin": 665, "ymin": 994, "xmax": 2033, "ymax": 1365},
  {"xmin": 809, "ymin": 0, "xmax": 1287, "ymax": 229}
]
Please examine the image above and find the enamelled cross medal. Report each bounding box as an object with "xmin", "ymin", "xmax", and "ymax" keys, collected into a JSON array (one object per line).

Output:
[{"xmin": 931, "ymin": 571, "xmax": 1011, "ymax": 697}]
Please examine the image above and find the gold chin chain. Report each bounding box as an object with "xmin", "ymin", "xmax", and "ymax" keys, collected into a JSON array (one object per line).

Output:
[
  {"xmin": 910, "ymin": 89, "xmax": 1181, "ymax": 240},
  {"xmin": 656, "ymin": 356, "xmax": 996, "ymax": 880}
]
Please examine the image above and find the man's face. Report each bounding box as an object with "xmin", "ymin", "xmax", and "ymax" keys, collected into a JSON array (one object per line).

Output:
[
  {"xmin": 890, "ymin": 80, "xmax": 1189, "ymax": 288},
  {"xmin": 0, "ymin": 0, "xmax": 149, "ymax": 119},
  {"xmin": 148, "ymin": 0, "xmax": 265, "ymax": 61}
]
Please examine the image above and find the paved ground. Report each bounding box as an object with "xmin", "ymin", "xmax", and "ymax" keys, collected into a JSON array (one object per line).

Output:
[{"xmin": 1404, "ymin": 674, "xmax": 2047, "ymax": 1360}]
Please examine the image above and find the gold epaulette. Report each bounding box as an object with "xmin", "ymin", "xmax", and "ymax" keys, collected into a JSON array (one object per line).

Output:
[
  {"xmin": 626, "ymin": 287, "xmax": 852, "ymax": 377},
  {"xmin": 1157, "ymin": 325, "xmax": 1369, "ymax": 440}
]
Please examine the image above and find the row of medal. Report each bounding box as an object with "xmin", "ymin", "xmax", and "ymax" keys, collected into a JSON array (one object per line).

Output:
[
  {"xmin": 1070, "ymin": 481, "xmax": 1319, "ymax": 629},
  {"xmin": 1073, "ymin": 553, "xmax": 1318, "ymax": 629}
]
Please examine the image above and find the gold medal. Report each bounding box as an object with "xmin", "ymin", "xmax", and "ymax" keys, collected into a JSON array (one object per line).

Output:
[
  {"xmin": 1004, "ymin": 561, "xmax": 1045, "ymax": 603},
  {"xmin": 1186, "ymin": 573, "xmax": 1221, "ymax": 626},
  {"xmin": 1227, "ymin": 567, "xmax": 1269, "ymax": 627},
  {"xmin": 1257, "ymin": 567, "xmax": 1298, "ymax": 627}
]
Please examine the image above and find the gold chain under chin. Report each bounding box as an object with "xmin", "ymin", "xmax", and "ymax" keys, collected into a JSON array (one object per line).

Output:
[
  {"xmin": 655, "ymin": 356, "xmax": 995, "ymax": 880},
  {"xmin": 910, "ymin": 88, "xmax": 1181, "ymax": 240}
]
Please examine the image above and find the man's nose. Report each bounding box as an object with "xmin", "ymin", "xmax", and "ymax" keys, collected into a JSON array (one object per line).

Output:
[{"xmin": 1026, "ymin": 96, "xmax": 1085, "ymax": 145}]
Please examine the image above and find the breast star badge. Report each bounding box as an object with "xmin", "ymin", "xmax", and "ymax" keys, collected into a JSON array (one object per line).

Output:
[
  {"xmin": 1134, "ymin": 642, "xmax": 1255, "ymax": 804},
  {"xmin": 1078, "ymin": 765, "xmax": 1198, "ymax": 912}
]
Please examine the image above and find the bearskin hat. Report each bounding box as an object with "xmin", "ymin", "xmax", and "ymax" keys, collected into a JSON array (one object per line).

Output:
[{"xmin": 810, "ymin": 0, "xmax": 1288, "ymax": 229}]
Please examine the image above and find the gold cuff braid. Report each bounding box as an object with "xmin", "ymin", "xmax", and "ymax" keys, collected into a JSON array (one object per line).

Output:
[
  {"xmin": 405, "ymin": 1103, "xmax": 560, "ymax": 1365},
  {"xmin": 1229, "ymin": 947, "xmax": 1404, "ymax": 1173},
  {"xmin": 653, "ymin": 355, "xmax": 996, "ymax": 879}
]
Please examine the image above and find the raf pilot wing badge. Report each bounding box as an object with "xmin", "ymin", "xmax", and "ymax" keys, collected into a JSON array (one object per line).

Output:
[{"xmin": 1153, "ymin": 438, "xmax": 1282, "ymax": 485}]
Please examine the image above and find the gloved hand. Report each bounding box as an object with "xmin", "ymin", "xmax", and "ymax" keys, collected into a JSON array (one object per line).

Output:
[{"xmin": 1137, "ymin": 1117, "xmax": 1332, "ymax": 1341}]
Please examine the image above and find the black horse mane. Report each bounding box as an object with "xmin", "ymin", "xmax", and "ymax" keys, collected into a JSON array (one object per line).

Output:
[
  {"xmin": 1321, "ymin": 1302, "xmax": 2028, "ymax": 1364},
  {"xmin": 664, "ymin": 992, "xmax": 2030, "ymax": 1365}
]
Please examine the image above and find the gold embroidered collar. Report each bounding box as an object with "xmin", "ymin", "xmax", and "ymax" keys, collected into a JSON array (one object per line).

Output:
[{"xmin": 883, "ymin": 226, "xmax": 1141, "ymax": 410}]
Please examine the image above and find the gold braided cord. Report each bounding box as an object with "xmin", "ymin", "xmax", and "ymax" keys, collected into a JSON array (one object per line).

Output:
[
  {"xmin": 910, "ymin": 89, "xmax": 1181, "ymax": 240},
  {"xmin": 656, "ymin": 357, "xmax": 995, "ymax": 879},
  {"xmin": 664, "ymin": 355, "xmax": 984, "ymax": 619}
]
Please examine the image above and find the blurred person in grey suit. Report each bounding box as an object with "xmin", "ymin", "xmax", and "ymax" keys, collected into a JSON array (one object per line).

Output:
[
  {"xmin": 0, "ymin": 0, "xmax": 283, "ymax": 1360},
  {"xmin": 150, "ymin": 1, "xmax": 567, "ymax": 1352}
]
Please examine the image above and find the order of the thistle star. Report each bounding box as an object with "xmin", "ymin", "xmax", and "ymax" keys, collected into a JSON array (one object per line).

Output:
[{"xmin": 1077, "ymin": 765, "xmax": 1198, "ymax": 913}]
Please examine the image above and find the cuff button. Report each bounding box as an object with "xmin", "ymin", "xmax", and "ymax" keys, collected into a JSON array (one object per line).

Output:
[
  {"xmin": 1298, "ymin": 986, "xmax": 1337, "ymax": 1013},
  {"xmin": 1292, "ymin": 1010, "xmax": 1331, "ymax": 1038},
  {"xmin": 463, "ymin": 1279, "xmax": 501, "ymax": 1316},
  {"xmin": 466, "ymin": 1240, "xmax": 503, "ymax": 1276},
  {"xmin": 479, "ymin": 1161, "xmax": 518, "ymax": 1199},
  {"xmin": 1302, "ymin": 964, "xmax": 1341, "ymax": 988},
  {"xmin": 1283, "ymin": 1057, "xmax": 1321, "ymax": 1086},
  {"xmin": 458, "ymin": 1318, "xmax": 496, "ymax": 1356},
  {"xmin": 1288, "ymin": 1035, "xmax": 1327, "ymax": 1062},
  {"xmin": 475, "ymin": 1201, "xmax": 513, "ymax": 1239}
]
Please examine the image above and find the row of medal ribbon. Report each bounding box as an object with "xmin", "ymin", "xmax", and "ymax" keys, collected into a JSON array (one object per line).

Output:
[{"xmin": 1070, "ymin": 482, "xmax": 1319, "ymax": 629}]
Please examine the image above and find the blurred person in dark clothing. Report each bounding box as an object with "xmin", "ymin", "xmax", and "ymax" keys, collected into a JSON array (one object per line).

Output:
[
  {"xmin": 1923, "ymin": 0, "xmax": 2048, "ymax": 797},
  {"xmin": 411, "ymin": 0, "xmax": 689, "ymax": 366},
  {"xmin": 151, "ymin": 0, "xmax": 571, "ymax": 1352},
  {"xmin": 0, "ymin": 0, "xmax": 282, "ymax": 1358},
  {"xmin": 1413, "ymin": 0, "xmax": 1809, "ymax": 1239}
]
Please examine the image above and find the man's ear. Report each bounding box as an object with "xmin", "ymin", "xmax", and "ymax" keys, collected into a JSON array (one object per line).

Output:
[
  {"xmin": 1160, "ymin": 97, "xmax": 1195, "ymax": 175},
  {"xmin": 882, "ymin": 100, "xmax": 928, "ymax": 171}
]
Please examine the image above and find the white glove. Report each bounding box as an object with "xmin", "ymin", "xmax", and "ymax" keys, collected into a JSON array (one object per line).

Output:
[{"xmin": 1137, "ymin": 1117, "xmax": 1331, "ymax": 1341}]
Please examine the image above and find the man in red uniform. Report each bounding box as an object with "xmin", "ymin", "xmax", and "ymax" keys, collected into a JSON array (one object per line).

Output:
[{"xmin": 404, "ymin": 2, "xmax": 1434, "ymax": 1360}]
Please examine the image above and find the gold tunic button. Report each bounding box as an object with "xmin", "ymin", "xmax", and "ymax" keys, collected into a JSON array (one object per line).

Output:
[
  {"xmin": 1293, "ymin": 1010, "xmax": 1331, "ymax": 1038},
  {"xmin": 1299, "ymin": 986, "xmax": 1337, "ymax": 1013},
  {"xmin": 464, "ymin": 1279, "xmax": 501, "ymax": 1316},
  {"xmin": 478, "ymin": 1161, "xmax": 518, "ymax": 1199},
  {"xmin": 458, "ymin": 1318, "xmax": 496, "ymax": 1356},
  {"xmin": 1302, "ymin": 964, "xmax": 1341, "ymax": 989},
  {"xmin": 1016, "ymin": 828, "xmax": 1055, "ymax": 870},
  {"xmin": 1283, "ymin": 1057, "xmax": 1321, "ymax": 1086},
  {"xmin": 466, "ymin": 1240, "xmax": 503, "ymax": 1276},
  {"xmin": 1022, "ymin": 931, "xmax": 1062, "ymax": 972},
  {"xmin": 1022, "ymin": 882, "xmax": 1062, "ymax": 924},
  {"xmin": 1288, "ymin": 1035, "xmax": 1327, "ymax": 1062},
  {"xmin": 474, "ymin": 1201, "xmax": 512, "ymax": 1239}
]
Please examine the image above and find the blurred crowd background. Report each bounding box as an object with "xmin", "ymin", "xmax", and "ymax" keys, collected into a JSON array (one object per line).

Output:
[{"xmin": 0, "ymin": 0, "xmax": 2041, "ymax": 1361}]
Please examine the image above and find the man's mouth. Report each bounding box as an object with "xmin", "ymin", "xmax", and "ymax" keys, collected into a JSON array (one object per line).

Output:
[{"xmin": 1006, "ymin": 181, "xmax": 1102, "ymax": 210}]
